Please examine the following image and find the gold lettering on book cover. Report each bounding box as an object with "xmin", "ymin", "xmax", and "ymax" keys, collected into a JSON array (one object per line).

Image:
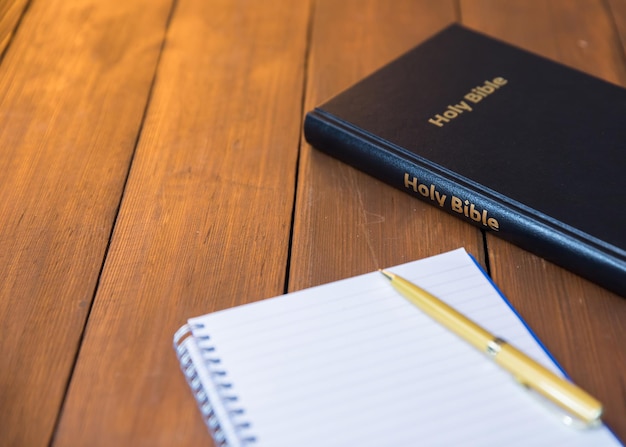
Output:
[{"xmin": 428, "ymin": 77, "xmax": 508, "ymax": 128}]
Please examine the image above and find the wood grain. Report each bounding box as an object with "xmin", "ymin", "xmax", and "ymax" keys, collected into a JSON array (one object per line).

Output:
[
  {"xmin": 461, "ymin": 0, "xmax": 626, "ymax": 84},
  {"xmin": 289, "ymin": 0, "xmax": 486, "ymax": 293},
  {"xmin": 608, "ymin": 0, "xmax": 626, "ymax": 50},
  {"xmin": 52, "ymin": 1, "xmax": 310, "ymax": 445},
  {"xmin": 0, "ymin": 1, "xmax": 172, "ymax": 445},
  {"xmin": 0, "ymin": 0, "xmax": 28, "ymax": 53},
  {"xmin": 0, "ymin": 1, "xmax": 624, "ymax": 446},
  {"xmin": 462, "ymin": 0, "xmax": 626, "ymax": 440}
]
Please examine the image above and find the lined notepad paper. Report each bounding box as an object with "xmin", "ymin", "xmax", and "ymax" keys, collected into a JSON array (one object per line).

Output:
[{"xmin": 174, "ymin": 248, "xmax": 620, "ymax": 447}]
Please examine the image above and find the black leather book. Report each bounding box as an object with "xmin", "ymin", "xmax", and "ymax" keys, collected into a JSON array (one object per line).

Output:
[{"xmin": 304, "ymin": 24, "xmax": 626, "ymax": 297}]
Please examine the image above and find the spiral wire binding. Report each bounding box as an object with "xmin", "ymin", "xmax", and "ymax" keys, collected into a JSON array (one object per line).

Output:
[{"xmin": 174, "ymin": 324, "xmax": 257, "ymax": 447}]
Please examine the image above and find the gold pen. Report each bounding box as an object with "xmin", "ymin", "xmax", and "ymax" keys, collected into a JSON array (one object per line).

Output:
[{"xmin": 379, "ymin": 269, "xmax": 603, "ymax": 427}]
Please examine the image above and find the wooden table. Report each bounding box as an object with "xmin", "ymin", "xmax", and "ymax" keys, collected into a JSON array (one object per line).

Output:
[{"xmin": 1, "ymin": 1, "xmax": 625, "ymax": 445}]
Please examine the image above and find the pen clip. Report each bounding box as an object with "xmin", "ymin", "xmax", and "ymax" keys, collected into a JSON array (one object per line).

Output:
[{"xmin": 513, "ymin": 377, "xmax": 602, "ymax": 429}]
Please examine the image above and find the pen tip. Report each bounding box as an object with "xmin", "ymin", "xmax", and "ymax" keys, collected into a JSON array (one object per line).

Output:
[{"xmin": 379, "ymin": 269, "xmax": 394, "ymax": 281}]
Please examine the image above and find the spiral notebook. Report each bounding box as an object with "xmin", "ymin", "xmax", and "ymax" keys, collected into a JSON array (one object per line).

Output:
[{"xmin": 173, "ymin": 248, "xmax": 620, "ymax": 447}]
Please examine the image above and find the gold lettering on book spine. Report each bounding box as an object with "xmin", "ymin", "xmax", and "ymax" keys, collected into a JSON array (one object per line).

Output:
[{"xmin": 404, "ymin": 173, "xmax": 500, "ymax": 231}]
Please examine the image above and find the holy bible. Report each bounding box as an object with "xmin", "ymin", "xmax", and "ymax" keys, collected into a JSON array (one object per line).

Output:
[{"xmin": 304, "ymin": 24, "xmax": 626, "ymax": 297}]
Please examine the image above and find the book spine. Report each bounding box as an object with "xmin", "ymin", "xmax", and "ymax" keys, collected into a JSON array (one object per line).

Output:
[
  {"xmin": 174, "ymin": 325, "xmax": 256, "ymax": 447},
  {"xmin": 304, "ymin": 110, "xmax": 626, "ymax": 297}
]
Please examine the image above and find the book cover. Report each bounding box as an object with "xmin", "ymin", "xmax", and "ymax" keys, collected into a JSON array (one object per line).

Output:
[{"xmin": 304, "ymin": 24, "xmax": 626, "ymax": 297}]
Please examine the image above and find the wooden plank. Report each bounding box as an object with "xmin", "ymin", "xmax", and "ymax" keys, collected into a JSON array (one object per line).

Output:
[
  {"xmin": 608, "ymin": 0, "xmax": 626, "ymax": 51},
  {"xmin": 461, "ymin": 0, "xmax": 626, "ymax": 84},
  {"xmin": 461, "ymin": 0, "xmax": 626, "ymax": 441},
  {"xmin": 0, "ymin": 0, "xmax": 28, "ymax": 52},
  {"xmin": 0, "ymin": 0, "xmax": 172, "ymax": 445},
  {"xmin": 52, "ymin": 0, "xmax": 311, "ymax": 445},
  {"xmin": 289, "ymin": 0, "xmax": 486, "ymax": 293}
]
